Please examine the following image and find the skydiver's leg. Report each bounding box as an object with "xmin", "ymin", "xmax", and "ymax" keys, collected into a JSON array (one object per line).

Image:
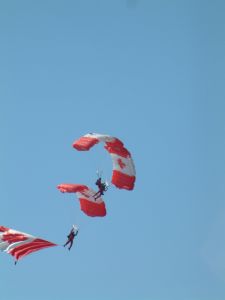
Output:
[
  {"xmin": 94, "ymin": 191, "xmax": 101, "ymax": 200},
  {"xmin": 64, "ymin": 239, "xmax": 70, "ymax": 247},
  {"xmin": 68, "ymin": 240, "xmax": 73, "ymax": 250}
]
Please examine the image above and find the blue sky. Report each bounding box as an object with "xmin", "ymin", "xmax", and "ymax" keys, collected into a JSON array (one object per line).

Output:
[{"xmin": 0, "ymin": 1, "xmax": 225, "ymax": 299}]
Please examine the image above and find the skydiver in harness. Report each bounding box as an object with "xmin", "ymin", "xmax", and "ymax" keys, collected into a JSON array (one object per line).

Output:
[
  {"xmin": 64, "ymin": 225, "xmax": 79, "ymax": 250},
  {"xmin": 94, "ymin": 176, "xmax": 108, "ymax": 200}
]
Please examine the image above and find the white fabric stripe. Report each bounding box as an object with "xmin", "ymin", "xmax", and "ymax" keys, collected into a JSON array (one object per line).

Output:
[
  {"xmin": 111, "ymin": 153, "xmax": 136, "ymax": 176},
  {"xmin": 76, "ymin": 188, "xmax": 103, "ymax": 204},
  {"xmin": 0, "ymin": 241, "xmax": 10, "ymax": 251},
  {"xmin": 84, "ymin": 133, "xmax": 114, "ymax": 143}
]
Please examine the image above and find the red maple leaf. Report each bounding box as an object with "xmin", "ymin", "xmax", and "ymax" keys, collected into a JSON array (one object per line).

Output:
[
  {"xmin": 117, "ymin": 158, "xmax": 126, "ymax": 169},
  {"xmin": 2, "ymin": 233, "xmax": 28, "ymax": 244}
]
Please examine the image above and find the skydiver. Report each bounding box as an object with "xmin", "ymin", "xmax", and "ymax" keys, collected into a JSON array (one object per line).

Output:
[
  {"xmin": 94, "ymin": 177, "xmax": 108, "ymax": 200},
  {"xmin": 63, "ymin": 225, "xmax": 79, "ymax": 251}
]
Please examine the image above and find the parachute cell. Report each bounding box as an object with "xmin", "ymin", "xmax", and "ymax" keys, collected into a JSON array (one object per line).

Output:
[
  {"xmin": 73, "ymin": 133, "xmax": 136, "ymax": 190},
  {"xmin": 57, "ymin": 183, "xmax": 107, "ymax": 217},
  {"xmin": 0, "ymin": 226, "xmax": 57, "ymax": 262}
]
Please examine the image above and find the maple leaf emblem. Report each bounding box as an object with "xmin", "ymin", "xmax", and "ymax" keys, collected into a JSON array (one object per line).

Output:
[{"xmin": 117, "ymin": 158, "xmax": 126, "ymax": 169}]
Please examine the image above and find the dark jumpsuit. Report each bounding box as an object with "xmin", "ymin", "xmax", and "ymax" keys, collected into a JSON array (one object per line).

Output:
[
  {"xmin": 94, "ymin": 178, "xmax": 107, "ymax": 199},
  {"xmin": 64, "ymin": 229, "xmax": 78, "ymax": 250}
]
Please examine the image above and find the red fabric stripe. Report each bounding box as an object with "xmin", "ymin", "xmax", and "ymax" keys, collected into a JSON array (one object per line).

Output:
[
  {"xmin": 57, "ymin": 184, "xmax": 88, "ymax": 193},
  {"xmin": 15, "ymin": 242, "xmax": 56, "ymax": 260},
  {"xmin": 73, "ymin": 137, "xmax": 99, "ymax": 151},
  {"xmin": 0, "ymin": 226, "xmax": 9, "ymax": 232},
  {"xmin": 9, "ymin": 238, "xmax": 57, "ymax": 260},
  {"xmin": 104, "ymin": 139, "xmax": 131, "ymax": 158},
  {"xmin": 11, "ymin": 243, "xmax": 49, "ymax": 260},
  {"xmin": 2, "ymin": 233, "xmax": 28, "ymax": 243},
  {"xmin": 79, "ymin": 198, "xmax": 106, "ymax": 217},
  {"xmin": 112, "ymin": 170, "xmax": 135, "ymax": 190}
]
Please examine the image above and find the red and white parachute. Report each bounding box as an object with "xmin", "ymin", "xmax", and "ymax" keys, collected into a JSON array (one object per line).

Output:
[
  {"xmin": 57, "ymin": 183, "xmax": 107, "ymax": 217},
  {"xmin": 73, "ymin": 133, "xmax": 136, "ymax": 190},
  {"xmin": 0, "ymin": 226, "xmax": 57, "ymax": 263}
]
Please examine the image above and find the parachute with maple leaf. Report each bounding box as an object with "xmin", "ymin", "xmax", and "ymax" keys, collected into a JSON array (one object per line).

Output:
[{"xmin": 73, "ymin": 133, "xmax": 136, "ymax": 190}]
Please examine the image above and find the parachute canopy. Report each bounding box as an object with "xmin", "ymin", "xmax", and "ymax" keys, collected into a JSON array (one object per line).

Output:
[
  {"xmin": 73, "ymin": 133, "xmax": 136, "ymax": 190},
  {"xmin": 0, "ymin": 226, "xmax": 57, "ymax": 262},
  {"xmin": 57, "ymin": 183, "xmax": 107, "ymax": 217}
]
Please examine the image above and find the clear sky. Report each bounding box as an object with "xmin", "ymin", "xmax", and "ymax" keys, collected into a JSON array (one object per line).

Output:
[{"xmin": 0, "ymin": 1, "xmax": 225, "ymax": 299}]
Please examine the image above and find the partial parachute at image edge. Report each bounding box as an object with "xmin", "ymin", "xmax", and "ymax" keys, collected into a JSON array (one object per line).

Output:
[{"xmin": 0, "ymin": 226, "xmax": 57, "ymax": 263}]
